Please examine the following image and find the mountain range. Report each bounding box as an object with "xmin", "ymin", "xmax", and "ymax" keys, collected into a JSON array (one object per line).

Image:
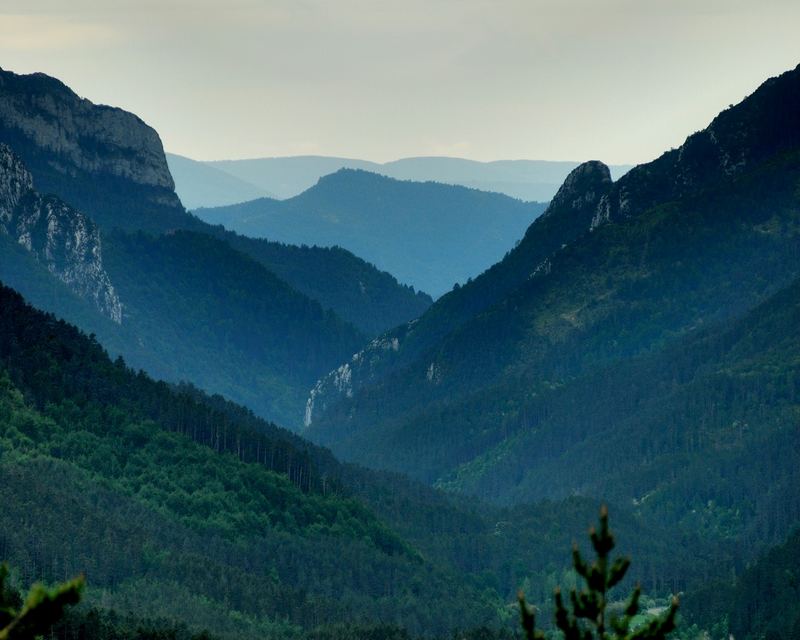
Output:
[
  {"xmin": 0, "ymin": 67, "xmax": 430, "ymax": 426},
  {"xmin": 1, "ymin": 57, "xmax": 800, "ymax": 640},
  {"xmin": 196, "ymin": 170, "xmax": 548, "ymax": 296},
  {"xmin": 305, "ymin": 64, "xmax": 800, "ymax": 550},
  {"xmin": 169, "ymin": 152, "xmax": 632, "ymax": 206}
]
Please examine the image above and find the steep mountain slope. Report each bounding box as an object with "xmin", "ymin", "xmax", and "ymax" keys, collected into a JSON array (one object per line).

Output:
[
  {"xmin": 0, "ymin": 282, "xmax": 721, "ymax": 640},
  {"xmin": 0, "ymin": 136, "xmax": 366, "ymax": 426},
  {"xmin": 441, "ymin": 273, "xmax": 800, "ymax": 535},
  {"xmin": 166, "ymin": 152, "xmax": 273, "ymax": 208},
  {"xmin": 102, "ymin": 230, "xmax": 366, "ymax": 424},
  {"xmin": 306, "ymin": 64, "xmax": 800, "ymax": 515},
  {"xmin": 0, "ymin": 283, "xmax": 472, "ymax": 639},
  {"xmin": 684, "ymin": 528, "xmax": 800, "ymax": 640},
  {"xmin": 197, "ymin": 170, "xmax": 548, "ymax": 296},
  {"xmin": 204, "ymin": 154, "xmax": 631, "ymax": 202},
  {"xmin": 217, "ymin": 232, "xmax": 432, "ymax": 336}
]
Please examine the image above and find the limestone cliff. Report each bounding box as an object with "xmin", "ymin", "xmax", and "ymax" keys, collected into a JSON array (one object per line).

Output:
[
  {"xmin": 0, "ymin": 143, "xmax": 122, "ymax": 322},
  {"xmin": 0, "ymin": 68, "xmax": 188, "ymax": 232}
]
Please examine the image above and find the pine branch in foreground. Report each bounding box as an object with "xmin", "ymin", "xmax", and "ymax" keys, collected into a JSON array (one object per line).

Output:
[
  {"xmin": 0, "ymin": 563, "xmax": 83, "ymax": 640},
  {"xmin": 519, "ymin": 506, "xmax": 678, "ymax": 640}
]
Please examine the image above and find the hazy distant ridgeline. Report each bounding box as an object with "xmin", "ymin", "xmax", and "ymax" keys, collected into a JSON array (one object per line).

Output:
[
  {"xmin": 166, "ymin": 152, "xmax": 276, "ymax": 208},
  {"xmin": 168, "ymin": 152, "xmax": 633, "ymax": 206},
  {"xmin": 196, "ymin": 169, "xmax": 548, "ymax": 297}
]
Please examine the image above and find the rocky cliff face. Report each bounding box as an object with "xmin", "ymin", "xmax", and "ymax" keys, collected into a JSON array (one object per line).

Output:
[
  {"xmin": 542, "ymin": 160, "xmax": 612, "ymax": 222},
  {"xmin": 0, "ymin": 143, "xmax": 122, "ymax": 322},
  {"xmin": 0, "ymin": 68, "xmax": 188, "ymax": 232},
  {"xmin": 304, "ymin": 331, "xmax": 404, "ymax": 428}
]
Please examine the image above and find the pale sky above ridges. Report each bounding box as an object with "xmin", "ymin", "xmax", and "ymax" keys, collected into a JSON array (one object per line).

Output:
[{"xmin": 2, "ymin": 0, "xmax": 799, "ymax": 164}]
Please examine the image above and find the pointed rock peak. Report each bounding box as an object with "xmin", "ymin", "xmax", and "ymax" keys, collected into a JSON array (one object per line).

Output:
[
  {"xmin": 544, "ymin": 160, "xmax": 612, "ymax": 218},
  {"xmin": 563, "ymin": 160, "xmax": 612, "ymax": 187}
]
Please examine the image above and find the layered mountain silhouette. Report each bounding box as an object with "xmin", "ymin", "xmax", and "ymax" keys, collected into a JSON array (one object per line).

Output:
[
  {"xmin": 2, "ymin": 51, "xmax": 800, "ymax": 640},
  {"xmin": 305, "ymin": 64, "xmax": 800, "ymax": 549},
  {"xmin": 197, "ymin": 170, "xmax": 548, "ymax": 296},
  {"xmin": 166, "ymin": 152, "xmax": 274, "ymax": 208},
  {"xmin": 192, "ymin": 154, "xmax": 631, "ymax": 202},
  {"xmin": 0, "ymin": 67, "xmax": 431, "ymax": 425}
]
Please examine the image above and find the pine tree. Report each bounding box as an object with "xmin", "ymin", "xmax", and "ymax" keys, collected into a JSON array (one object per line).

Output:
[
  {"xmin": 519, "ymin": 506, "xmax": 678, "ymax": 640},
  {"xmin": 0, "ymin": 563, "xmax": 83, "ymax": 640}
]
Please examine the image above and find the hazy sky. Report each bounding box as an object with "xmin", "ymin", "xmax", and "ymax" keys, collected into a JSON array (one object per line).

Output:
[{"xmin": 2, "ymin": 1, "xmax": 799, "ymax": 164}]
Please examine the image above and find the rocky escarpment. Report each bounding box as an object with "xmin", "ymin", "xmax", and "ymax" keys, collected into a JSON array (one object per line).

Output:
[
  {"xmin": 0, "ymin": 144, "xmax": 122, "ymax": 322},
  {"xmin": 0, "ymin": 68, "xmax": 188, "ymax": 232},
  {"xmin": 304, "ymin": 330, "xmax": 404, "ymax": 428}
]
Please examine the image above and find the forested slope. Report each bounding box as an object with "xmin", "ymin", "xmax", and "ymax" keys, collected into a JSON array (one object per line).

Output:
[
  {"xmin": 307, "ymin": 65, "xmax": 800, "ymax": 503},
  {"xmin": 0, "ymin": 282, "xmax": 732, "ymax": 640}
]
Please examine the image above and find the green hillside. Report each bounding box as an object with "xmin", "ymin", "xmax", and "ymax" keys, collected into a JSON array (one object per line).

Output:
[{"xmin": 0, "ymin": 281, "xmax": 729, "ymax": 640}]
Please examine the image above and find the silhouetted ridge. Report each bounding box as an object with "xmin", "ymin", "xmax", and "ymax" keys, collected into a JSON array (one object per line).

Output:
[{"xmin": 592, "ymin": 63, "xmax": 800, "ymax": 229}]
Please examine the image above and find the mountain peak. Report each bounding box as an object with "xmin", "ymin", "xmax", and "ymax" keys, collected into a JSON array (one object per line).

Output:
[
  {"xmin": 543, "ymin": 160, "xmax": 612, "ymax": 221},
  {"xmin": 316, "ymin": 167, "xmax": 389, "ymax": 185},
  {"xmin": 590, "ymin": 63, "xmax": 800, "ymax": 230}
]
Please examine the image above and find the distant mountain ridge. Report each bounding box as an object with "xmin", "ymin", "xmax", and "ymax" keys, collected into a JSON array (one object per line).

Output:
[
  {"xmin": 197, "ymin": 169, "xmax": 548, "ymax": 296},
  {"xmin": 166, "ymin": 152, "xmax": 274, "ymax": 208},
  {"xmin": 195, "ymin": 154, "xmax": 632, "ymax": 204}
]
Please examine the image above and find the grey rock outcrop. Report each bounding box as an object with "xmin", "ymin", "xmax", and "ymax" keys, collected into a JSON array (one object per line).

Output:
[
  {"xmin": 542, "ymin": 160, "xmax": 612, "ymax": 222},
  {"xmin": 0, "ymin": 143, "xmax": 122, "ymax": 322}
]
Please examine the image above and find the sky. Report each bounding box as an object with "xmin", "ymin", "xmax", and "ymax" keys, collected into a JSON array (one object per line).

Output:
[{"xmin": 1, "ymin": 1, "xmax": 799, "ymax": 164}]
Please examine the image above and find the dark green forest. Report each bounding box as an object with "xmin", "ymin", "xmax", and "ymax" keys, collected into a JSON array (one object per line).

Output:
[
  {"xmin": 682, "ymin": 527, "xmax": 800, "ymax": 640},
  {"xmin": 0, "ymin": 281, "xmax": 748, "ymax": 640},
  {"xmin": 214, "ymin": 229, "xmax": 432, "ymax": 337}
]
